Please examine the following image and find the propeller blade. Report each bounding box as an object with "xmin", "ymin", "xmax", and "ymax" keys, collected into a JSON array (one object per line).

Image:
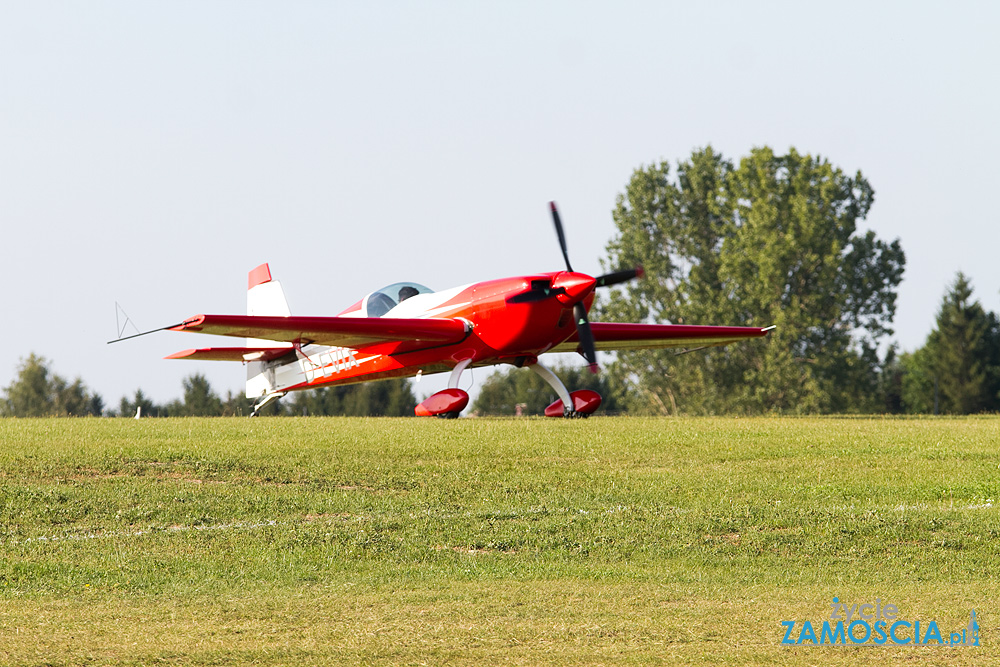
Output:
[
  {"xmin": 573, "ymin": 303, "xmax": 599, "ymax": 374},
  {"xmin": 550, "ymin": 201, "xmax": 573, "ymax": 272},
  {"xmin": 549, "ymin": 201, "xmax": 599, "ymax": 372},
  {"xmin": 595, "ymin": 266, "xmax": 644, "ymax": 288}
]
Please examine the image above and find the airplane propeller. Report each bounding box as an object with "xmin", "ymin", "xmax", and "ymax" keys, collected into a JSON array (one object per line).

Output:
[
  {"xmin": 595, "ymin": 266, "xmax": 644, "ymax": 288},
  {"xmin": 551, "ymin": 201, "xmax": 575, "ymax": 273},
  {"xmin": 548, "ymin": 201, "xmax": 643, "ymax": 373},
  {"xmin": 505, "ymin": 202, "xmax": 643, "ymax": 371},
  {"xmin": 573, "ymin": 301, "xmax": 599, "ymax": 373}
]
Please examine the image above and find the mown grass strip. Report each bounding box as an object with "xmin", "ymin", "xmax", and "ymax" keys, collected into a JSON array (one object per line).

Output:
[{"xmin": 0, "ymin": 416, "xmax": 997, "ymax": 665}]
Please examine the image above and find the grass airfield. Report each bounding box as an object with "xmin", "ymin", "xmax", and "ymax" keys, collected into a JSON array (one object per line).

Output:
[{"xmin": 1, "ymin": 416, "xmax": 998, "ymax": 665}]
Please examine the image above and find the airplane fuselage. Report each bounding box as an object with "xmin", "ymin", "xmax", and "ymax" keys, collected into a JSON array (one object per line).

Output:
[{"xmin": 247, "ymin": 271, "xmax": 597, "ymax": 398}]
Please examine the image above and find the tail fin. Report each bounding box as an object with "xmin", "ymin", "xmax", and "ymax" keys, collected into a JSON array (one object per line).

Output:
[
  {"xmin": 246, "ymin": 263, "xmax": 292, "ymax": 400},
  {"xmin": 247, "ymin": 263, "xmax": 290, "ymax": 317}
]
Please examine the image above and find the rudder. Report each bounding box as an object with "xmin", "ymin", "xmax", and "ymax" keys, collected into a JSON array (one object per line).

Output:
[
  {"xmin": 246, "ymin": 263, "xmax": 293, "ymax": 400},
  {"xmin": 247, "ymin": 263, "xmax": 290, "ymax": 317}
]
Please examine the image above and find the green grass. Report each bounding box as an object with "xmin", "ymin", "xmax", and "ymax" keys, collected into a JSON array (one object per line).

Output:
[{"xmin": 1, "ymin": 416, "xmax": 998, "ymax": 665}]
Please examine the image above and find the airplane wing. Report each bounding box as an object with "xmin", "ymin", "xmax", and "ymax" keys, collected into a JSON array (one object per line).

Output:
[
  {"xmin": 549, "ymin": 323, "xmax": 774, "ymax": 353},
  {"xmin": 166, "ymin": 314, "xmax": 470, "ymax": 357}
]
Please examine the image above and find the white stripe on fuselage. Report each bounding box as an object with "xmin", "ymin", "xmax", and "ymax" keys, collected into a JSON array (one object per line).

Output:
[
  {"xmin": 383, "ymin": 283, "xmax": 473, "ymax": 319},
  {"xmin": 297, "ymin": 347, "xmax": 381, "ymax": 383},
  {"xmin": 251, "ymin": 284, "xmax": 474, "ymax": 395},
  {"xmin": 295, "ymin": 284, "xmax": 473, "ymax": 383}
]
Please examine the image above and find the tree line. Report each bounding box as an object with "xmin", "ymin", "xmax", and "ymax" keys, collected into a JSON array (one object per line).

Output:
[
  {"xmin": 3, "ymin": 146, "xmax": 997, "ymax": 417},
  {"xmin": 0, "ymin": 354, "xmax": 416, "ymax": 418},
  {"xmin": 470, "ymin": 270, "xmax": 1000, "ymax": 416}
]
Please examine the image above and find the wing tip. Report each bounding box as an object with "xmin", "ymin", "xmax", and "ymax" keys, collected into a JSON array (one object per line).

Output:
[{"xmin": 169, "ymin": 315, "xmax": 207, "ymax": 332}]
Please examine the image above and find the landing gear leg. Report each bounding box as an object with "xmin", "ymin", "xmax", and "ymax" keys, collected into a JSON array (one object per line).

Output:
[
  {"xmin": 436, "ymin": 358, "xmax": 473, "ymax": 419},
  {"xmin": 528, "ymin": 361, "xmax": 576, "ymax": 417},
  {"xmin": 448, "ymin": 358, "xmax": 473, "ymax": 390}
]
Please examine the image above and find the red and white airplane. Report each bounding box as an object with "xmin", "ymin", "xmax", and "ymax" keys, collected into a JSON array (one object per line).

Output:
[{"xmin": 117, "ymin": 204, "xmax": 772, "ymax": 417}]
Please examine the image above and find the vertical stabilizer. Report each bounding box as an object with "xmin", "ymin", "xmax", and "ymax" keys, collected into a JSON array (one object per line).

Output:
[
  {"xmin": 247, "ymin": 263, "xmax": 290, "ymax": 317},
  {"xmin": 246, "ymin": 263, "xmax": 292, "ymax": 399}
]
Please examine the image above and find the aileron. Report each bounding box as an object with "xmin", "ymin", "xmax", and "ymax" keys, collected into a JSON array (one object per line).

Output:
[{"xmin": 549, "ymin": 322, "xmax": 773, "ymax": 353}]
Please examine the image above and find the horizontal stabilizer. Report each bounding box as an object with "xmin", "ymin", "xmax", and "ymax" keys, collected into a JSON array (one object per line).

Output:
[
  {"xmin": 549, "ymin": 323, "xmax": 773, "ymax": 353},
  {"xmin": 165, "ymin": 346, "xmax": 293, "ymax": 362}
]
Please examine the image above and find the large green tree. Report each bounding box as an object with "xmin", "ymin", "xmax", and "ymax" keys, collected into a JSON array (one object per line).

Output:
[
  {"xmin": 899, "ymin": 346, "xmax": 937, "ymax": 414},
  {"xmin": 901, "ymin": 273, "xmax": 1000, "ymax": 414},
  {"xmin": 600, "ymin": 146, "xmax": 905, "ymax": 414},
  {"xmin": 1, "ymin": 354, "xmax": 104, "ymax": 417}
]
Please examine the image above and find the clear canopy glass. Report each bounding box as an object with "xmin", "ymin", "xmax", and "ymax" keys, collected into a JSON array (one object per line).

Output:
[{"xmin": 365, "ymin": 282, "xmax": 434, "ymax": 317}]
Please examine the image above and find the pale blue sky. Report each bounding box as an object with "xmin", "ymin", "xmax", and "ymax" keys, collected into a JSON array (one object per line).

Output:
[{"xmin": 2, "ymin": 1, "xmax": 998, "ymax": 406}]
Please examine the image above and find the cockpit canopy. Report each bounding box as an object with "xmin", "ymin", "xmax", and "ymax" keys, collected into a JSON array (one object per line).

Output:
[{"xmin": 363, "ymin": 282, "xmax": 435, "ymax": 317}]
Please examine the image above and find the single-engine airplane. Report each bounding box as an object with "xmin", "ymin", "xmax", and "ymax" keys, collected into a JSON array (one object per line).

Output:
[{"xmin": 112, "ymin": 204, "xmax": 773, "ymax": 417}]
